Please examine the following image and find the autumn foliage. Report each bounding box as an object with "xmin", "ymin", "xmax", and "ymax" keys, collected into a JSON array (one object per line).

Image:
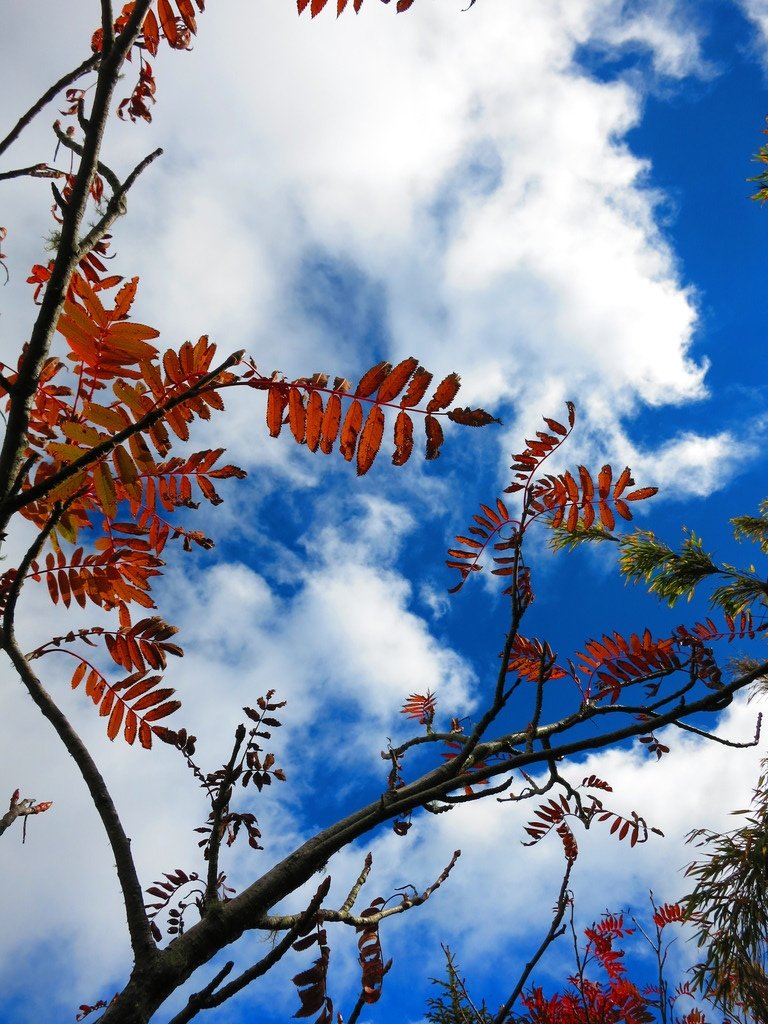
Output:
[{"xmin": 2, "ymin": 4, "xmax": 768, "ymax": 1024}]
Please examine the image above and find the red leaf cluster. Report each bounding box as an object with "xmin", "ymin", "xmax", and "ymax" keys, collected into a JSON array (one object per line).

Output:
[
  {"xmin": 260, "ymin": 358, "xmax": 496, "ymax": 474},
  {"xmin": 400, "ymin": 690, "xmax": 437, "ymax": 724},
  {"xmin": 575, "ymin": 630, "xmax": 679, "ymax": 704}
]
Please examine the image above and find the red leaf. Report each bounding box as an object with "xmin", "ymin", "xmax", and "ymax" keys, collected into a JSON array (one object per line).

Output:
[
  {"xmin": 306, "ymin": 391, "xmax": 324, "ymax": 452},
  {"xmin": 446, "ymin": 406, "xmax": 499, "ymax": 426},
  {"xmin": 320, "ymin": 393, "xmax": 342, "ymax": 454},
  {"xmin": 355, "ymin": 360, "xmax": 391, "ymax": 398},
  {"xmin": 288, "ymin": 387, "xmax": 307, "ymax": 444},
  {"xmin": 376, "ymin": 356, "xmax": 418, "ymax": 403},
  {"xmin": 625, "ymin": 486, "xmax": 659, "ymax": 501},
  {"xmin": 426, "ymin": 372, "xmax": 461, "ymax": 413},
  {"xmin": 425, "ymin": 415, "xmax": 444, "ymax": 460},
  {"xmin": 266, "ymin": 386, "xmax": 287, "ymax": 437},
  {"xmin": 157, "ymin": 0, "xmax": 179, "ymax": 45},
  {"xmin": 357, "ymin": 406, "xmax": 385, "ymax": 476},
  {"xmin": 400, "ymin": 367, "xmax": 433, "ymax": 407},
  {"xmin": 392, "ymin": 410, "xmax": 413, "ymax": 466},
  {"xmin": 598, "ymin": 464, "xmax": 612, "ymax": 500},
  {"xmin": 340, "ymin": 400, "xmax": 364, "ymax": 461}
]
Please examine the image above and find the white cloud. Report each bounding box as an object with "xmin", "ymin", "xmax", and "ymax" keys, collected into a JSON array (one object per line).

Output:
[{"xmin": 737, "ymin": 0, "xmax": 768, "ymax": 63}]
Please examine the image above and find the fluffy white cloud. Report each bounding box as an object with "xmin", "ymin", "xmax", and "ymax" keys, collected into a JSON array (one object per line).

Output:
[{"xmin": 737, "ymin": 0, "xmax": 768, "ymax": 60}]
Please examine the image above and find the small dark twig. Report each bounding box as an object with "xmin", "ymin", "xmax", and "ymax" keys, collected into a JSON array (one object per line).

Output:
[
  {"xmin": 0, "ymin": 54, "xmax": 100, "ymax": 158},
  {"xmin": 493, "ymin": 858, "xmax": 573, "ymax": 1023}
]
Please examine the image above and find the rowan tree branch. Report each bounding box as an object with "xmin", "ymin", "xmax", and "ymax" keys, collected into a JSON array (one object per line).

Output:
[
  {"xmin": 204, "ymin": 725, "xmax": 246, "ymax": 909},
  {"xmin": 0, "ymin": 795, "xmax": 51, "ymax": 839},
  {"xmin": 166, "ymin": 878, "xmax": 332, "ymax": 1024},
  {"xmin": 0, "ymin": 54, "xmax": 100, "ymax": 158},
  {"xmin": 1, "ymin": 350, "xmax": 243, "ymax": 515},
  {"xmin": 0, "ymin": 509, "xmax": 156, "ymax": 964},
  {"xmin": 256, "ymin": 850, "xmax": 461, "ymax": 931},
  {"xmin": 0, "ymin": 164, "xmax": 66, "ymax": 183},
  {"xmin": 52, "ymin": 121, "xmax": 163, "ymax": 259},
  {"xmin": 493, "ymin": 859, "xmax": 573, "ymax": 1024},
  {"xmin": 0, "ymin": 0, "xmax": 154, "ymax": 530}
]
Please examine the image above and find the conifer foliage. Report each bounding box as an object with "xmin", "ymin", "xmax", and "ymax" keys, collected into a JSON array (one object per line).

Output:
[{"xmin": 1, "ymin": 4, "xmax": 767, "ymax": 1024}]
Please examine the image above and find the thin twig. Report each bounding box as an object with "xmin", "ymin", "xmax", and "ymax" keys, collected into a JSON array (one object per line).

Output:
[
  {"xmin": 0, "ymin": 54, "xmax": 100, "ymax": 158},
  {"xmin": 204, "ymin": 725, "xmax": 246, "ymax": 908},
  {"xmin": 493, "ymin": 859, "xmax": 573, "ymax": 1023}
]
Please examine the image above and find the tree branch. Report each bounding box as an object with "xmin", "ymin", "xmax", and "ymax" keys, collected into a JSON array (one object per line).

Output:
[
  {"xmin": 1, "ymin": 510, "xmax": 156, "ymax": 964},
  {"xmin": 493, "ymin": 859, "xmax": 573, "ymax": 1023},
  {"xmin": 0, "ymin": 54, "xmax": 100, "ymax": 158},
  {"xmin": 0, "ymin": 793, "xmax": 52, "ymax": 839},
  {"xmin": 1, "ymin": 350, "xmax": 243, "ymax": 515},
  {"xmin": 0, "ymin": 0, "xmax": 154, "ymax": 531},
  {"xmin": 166, "ymin": 878, "xmax": 332, "ymax": 1024},
  {"xmin": 204, "ymin": 725, "xmax": 246, "ymax": 909}
]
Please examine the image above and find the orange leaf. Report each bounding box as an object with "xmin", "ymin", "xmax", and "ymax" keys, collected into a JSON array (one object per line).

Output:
[
  {"xmin": 143, "ymin": 700, "xmax": 182, "ymax": 722},
  {"xmin": 425, "ymin": 415, "xmax": 444, "ymax": 460},
  {"xmin": 124, "ymin": 709, "xmax": 138, "ymax": 746},
  {"xmin": 357, "ymin": 406, "xmax": 385, "ymax": 476},
  {"xmin": 113, "ymin": 444, "xmax": 140, "ymax": 495},
  {"xmin": 426, "ymin": 373, "xmax": 461, "ymax": 413},
  {"xmin": 625, "ymin": 486, "xmax": 658, "ymax": 501},
  {"xmin": 613, "ymin": 466, "xmax": 633, "ymax": 498},
  {"xmin": 615, "ymin": 498, "xmax": 632, "ymax": 521},
  {"xmin": 94, "ymin": 460, "xmax": 117, "ymax": 519},
  {"xmin": 544, "ymin": 416, "xmax": 567, "ymax": 436},
  {"xmin": 355, "ymin": 360, "xmax": 391, "ymax": 398},
  {"xmin": 400, "ymin": 367, "xmax": 433, "ymax": 408},
  {"xmin": 288, "ymin": 387, "xmax": 307, "ymax": 444},
  {"xmin": 176, "ymin": 0, "xmax": 198, "ymax": 32},
  {"xmin": 84, "ymin": 401, "xmax": 130, "ymax": 433},
  {"xmin": 599, "ymin": 500, "xmax": 615, "ymax": 531},
  {"xmin": 306, "ymin": 391, "xmax": 324, "ymax": 452},
  {"xmin": 107, "ymin": 701, "xmax": 125, "ymax": 742},
  {"xmin": 112, "ymin": 278, "xmax": 138, "ymax": 321},
  {"xmin": 142, "ymin": 7, "xmax": 160, "ymax": 55},
  {"xmin": 320, "ymin": 393, "xmax": 342, "ymax": 454},
  {"xmin": 340, "ymin": 399, "xmax": 363, "ymax": 461},
  {"xmin": 266, "ymin": 386, "xmax": 287, "ymax": 437},
  {"xmin": 71, "ymin": 662, "xmax": 87, "ymax": 690},
  {"xmin": 71, "ymin": 273, "xmax": 107, "ymax": 327},
  {"xmin": 376, "ymin": 356, "xmax": 418, "ymax": 403},
  {"xmin": 158, "ymin": 0, "xmax": 178, "ymax": 44},
  {"xmin": 392, "ymin": 410, "xmax": 413, "ymax": 466},
  {"xmin": 598, "ymin": 464, "xmax": 612, "ymax": 500}
]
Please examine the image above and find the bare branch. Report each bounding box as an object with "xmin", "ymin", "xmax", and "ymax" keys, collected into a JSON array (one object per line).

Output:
[
  {"xmin": 0, "ymin": 792, "xmax": 52, "ymax": 840},
  {"xmin": 339, "ymin": 852, "xmax": 373, "ymax": 915},
  {"xmin": 258, "ymin": 850, "xmax": 461, "ymax": 931},
  {"xmin": 493, "ymin": 859, "xmax": 574, "ymax": 1023},
  {"xmin": 0, "ymin": 164, "xmax": 66, "ymax": 183},
  {"xmin": 0, "ymin": 54, "xmax": 99, "ymax": 158}
]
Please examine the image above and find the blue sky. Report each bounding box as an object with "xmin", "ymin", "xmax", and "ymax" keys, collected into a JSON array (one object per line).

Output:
[{"xmin": 1, "ymin": 1, "xmax": 768, "ymax": 1022}]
